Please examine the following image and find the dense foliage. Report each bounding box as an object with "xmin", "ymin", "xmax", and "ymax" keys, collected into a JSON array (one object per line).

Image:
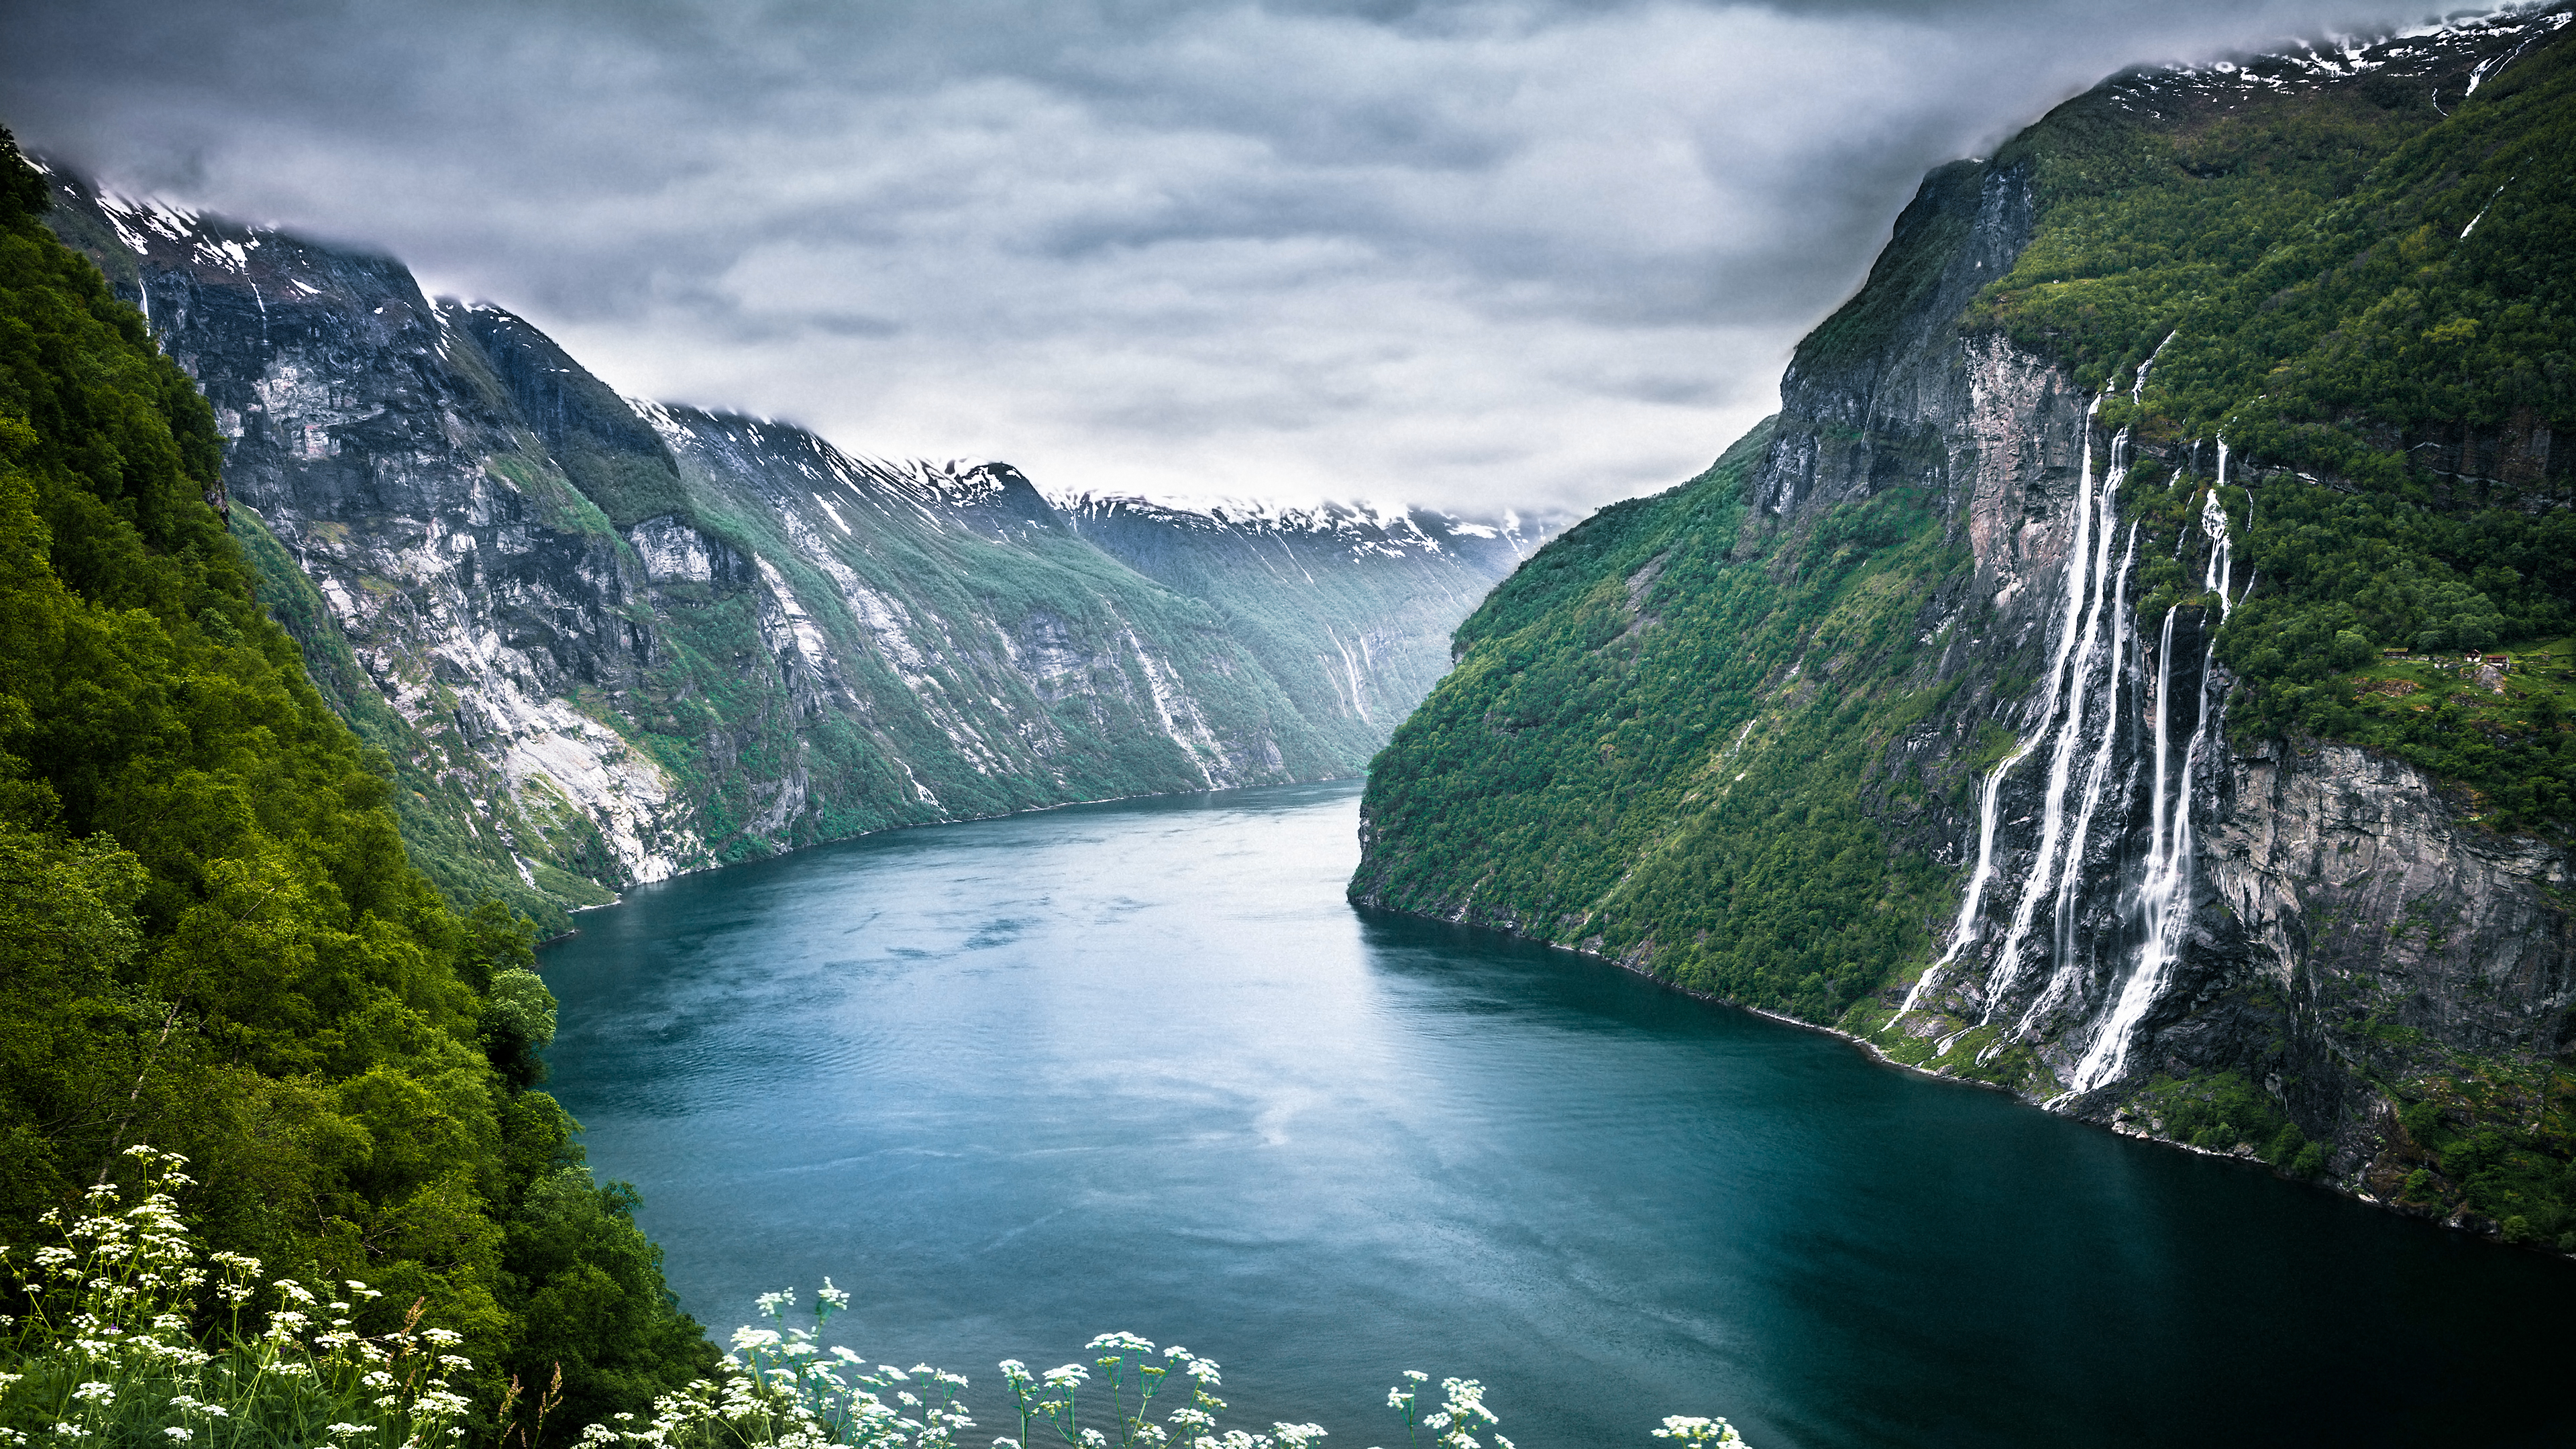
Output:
[
  {"xmin": 8, "ymin": 1166, "xmax": 1751, "ymax": 1449},
  {"xmin": 2395, "ymin": 1079, "xmax": 2576, "ymax": 1250},
  {"xmin": 1977, "ymin": 29, "xmax": 2576, "ymax": 822},
  {"xmin": 2133, "ymin": 1070, "xmax": 2328, "ymax": 1178},
  {"xmin": 1355, "ymin": 421, "xmax": 1963, "ymax": 1022},
  {"xmin": 1987, "ymin": 34, "xmax": 2576, "ymax": 468},
  {"xmin": 0, "ymin": 131, "xmax": 714, "ymax": 1440}
]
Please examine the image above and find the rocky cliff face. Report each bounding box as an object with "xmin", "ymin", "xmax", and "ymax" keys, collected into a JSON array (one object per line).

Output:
[
  {"xmin": 1760, "ymin": 17, "xmax": 2575, "ymax": 1210},
  {"xmin": 38, "ymin": 170, "xmax": 1540, "ymax": 927},
  {"xmin": 1060, "ymin": 494, "xmax": 1538, "ymax": 749},
  {"xmin": 1354, "ymin": 8, "xmax": 2575, "ymax": 1241}
]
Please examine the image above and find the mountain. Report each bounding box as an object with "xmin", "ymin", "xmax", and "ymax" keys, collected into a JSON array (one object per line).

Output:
[
  {"xmin": 0, "ymin": 130, "xmax": 715, "ymax": 1437},
  {"xmin": 1058, "ymin": 492, "xmax": 1538, "ymax": 747},
  {"xmin": 36, "ymin": 172, "xmax": 1542, "ymax": 929},
  {"xmin": 1354, "ymin": 7, "xmax": 2576, "ymax": 1248}
]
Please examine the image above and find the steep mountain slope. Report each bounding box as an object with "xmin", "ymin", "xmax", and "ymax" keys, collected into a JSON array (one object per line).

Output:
[
  {"xmin": 0, "ymin": 131, "xmax": 712, "ymax": 1436},
  {"xmin": 1060, "ymin": 493, "xmax": 1540, "ymax": 755},
  {"xmin": 36, "ymin": 172, "xmax": 1538, "ymax": 928},
  {"xmin": 1356, "ymin": 7, "xmax": 2576, "ymax": 1247}
]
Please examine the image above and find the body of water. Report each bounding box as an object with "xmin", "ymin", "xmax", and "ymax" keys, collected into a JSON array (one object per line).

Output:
[{"xmin": 541, "ymin": 781, "xmax": 2573, "ymax": 1447}]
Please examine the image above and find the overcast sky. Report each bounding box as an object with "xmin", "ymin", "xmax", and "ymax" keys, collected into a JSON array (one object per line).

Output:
[{"xmin": 6, "ymin": 0, "xmax": 2448, "ymax": 514}]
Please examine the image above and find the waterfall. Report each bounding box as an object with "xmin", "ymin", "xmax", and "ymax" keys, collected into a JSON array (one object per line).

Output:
[
  {"xmin": 1983, "ymin": 425, "xmax": 2133, "ymax": 1015},
  {"xmin": 1898, "ymin": 402, "xmax": 2259, "ymax": 1099},
  {"xmin": 1896, "ymin": 735, "xmax": 2019, "ymax": 1014},
  {"xmin": 2005, "ymin": 516, "xmax": 2140, "ymax": 1048},
  {"xmin": 2072, "ymin": 445, "xmax": 2238, "ymax": 1091},
  {"xmin": 2132, "ymin": 331, "xmax": 2175, "ymax": 403},
  {"xmin": 2052, "ymin": 520, "xmax": 2137, "ymax": 966},
  {"xmin": 1898, "ymin": 400, "xmax": 2104, "ymax": 1016}
]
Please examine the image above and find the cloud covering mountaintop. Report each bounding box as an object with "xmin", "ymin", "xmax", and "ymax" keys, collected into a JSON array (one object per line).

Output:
[{"xmin": 7, "ymin": 0, "xmax": 2447, "ymax": 512}]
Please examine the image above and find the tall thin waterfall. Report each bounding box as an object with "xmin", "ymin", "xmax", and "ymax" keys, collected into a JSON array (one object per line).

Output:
[
  {"xmin": 1983, "ymin": 425, "xmax": 2132, "ymax": 1013},
  {"xmin": 2052, "ymin": 517, "xmax": 2137, "ymax": 967},
  {"xmin": 2072, "ymin": 445, "xmax": 2239, "ymax": 1091},
  {"xmin": 2006, "ymin": 515, "xmax": 2139, "ymax": 1048},
  {"xmin": 1897, "ymin": 407, "xmax": 2250, "ymax": 1096},
  {"xmin": 1899, "ymin": 398, "xmax": 2106, "ymax": 1016}
]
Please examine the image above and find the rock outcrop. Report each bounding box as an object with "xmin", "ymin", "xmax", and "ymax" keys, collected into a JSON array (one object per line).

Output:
[{"xmin": 38, "ymin": 169, "xmax": 1542, "ymax": 926}]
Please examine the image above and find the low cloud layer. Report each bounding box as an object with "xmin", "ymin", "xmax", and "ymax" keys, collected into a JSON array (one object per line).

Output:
[{"xmin": 7, "ymin": 0, "xmax": 2443, "ymax": 513}]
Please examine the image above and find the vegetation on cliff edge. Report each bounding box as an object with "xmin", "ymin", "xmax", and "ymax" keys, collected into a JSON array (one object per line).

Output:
[
  {"xmin": 1354, "ymin": 419, "xmax": 1962, "ymax": 1024},
  {"xmin": 0, "ymin": 129, "xmax": 715, "ymax": 1441},
  {"xmin": 1979, "ymin": 22, "xmax": 2576, "ymax": 826}
]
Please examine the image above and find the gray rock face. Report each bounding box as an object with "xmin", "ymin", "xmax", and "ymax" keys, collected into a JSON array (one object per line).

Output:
[
  {"xmin": 1739, "ymin": 21, "xmax": 2575, "ymax": 1216},
  {"xmin": 2204, "ymin": 741, "xmax": 2573, "ymax": 1175},
  {"xmin": 38, "ymin": 169, "xmax": 1543, "ymax": 926}
]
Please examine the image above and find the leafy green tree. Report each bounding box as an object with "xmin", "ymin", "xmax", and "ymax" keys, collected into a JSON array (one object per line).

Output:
[{"xmin": 0, "ymin": 128, "xmax": 714, "ymax": 1442}]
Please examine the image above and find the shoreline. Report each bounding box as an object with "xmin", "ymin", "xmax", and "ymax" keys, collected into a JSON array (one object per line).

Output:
[
  {"xmin": 541, "ymin": 772, "xmax": 1369, "ymax": 939},
  {"xmin": 1355, "ymin": 898, "xmax": 2566, "ymax": 1259}
]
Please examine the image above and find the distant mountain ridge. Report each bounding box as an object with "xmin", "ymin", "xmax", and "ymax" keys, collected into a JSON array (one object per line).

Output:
[{"xmin": 35, "ymin": 165, "xmax": 1545, "ymax": 928}]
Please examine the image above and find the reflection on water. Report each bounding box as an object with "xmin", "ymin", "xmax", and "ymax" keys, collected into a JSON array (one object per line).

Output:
[{"xmin": 543, "ymin": 781, "xmax": 2574, "ymax": 1448}]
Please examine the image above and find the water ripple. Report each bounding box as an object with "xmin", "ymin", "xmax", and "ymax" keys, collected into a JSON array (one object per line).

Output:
[{"xmin": 543, "ymin": 782, "xmax": 2576, "ymax": 1448}]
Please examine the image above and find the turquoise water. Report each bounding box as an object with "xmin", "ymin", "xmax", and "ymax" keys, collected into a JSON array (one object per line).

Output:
[{"xmin": 541, "ymin": 781, "xmax": 2574, "ymax": 1447}]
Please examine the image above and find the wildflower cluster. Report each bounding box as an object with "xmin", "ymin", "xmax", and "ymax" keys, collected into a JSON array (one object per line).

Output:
[
  {"xmin": 578, "ymin": 1281, "xmax": 971, "ymax": 1449},
  {"xmin": 1649, "ymin": 1417, "xmax": 1746, "ymax": 1445},
  {"xmin": 999, "ymin": 1330, "xmax": 1323, "ymax": 1449},
  {"xmin": 1373, "ymin": 1373, "xmax": 1509, "ymax": 1449},
  {"xmin": 0, "ymin": 1148, "xmax": 476, "ymax": 1449},
  {"xmin": 578, "ymin": 1287, "xmax": 1749, "ymax": 1449}
]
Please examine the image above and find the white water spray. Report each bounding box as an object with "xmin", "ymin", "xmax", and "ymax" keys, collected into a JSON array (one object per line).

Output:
[
  {"xmin": 2050, "ymin": 520, "xmax": 2137, "ymax": 968},
  {"xmin": 2003, "ymin": 513, "xmax": 2141, "ymax": 1049},
  {"xmin": 2073, "ymin": 445, "xmax": 2239, "ymax": 1091},
  {"xmin": 2133, "ymin": 331, "xmax": 2176, "ymax": 403},
  {"xmin": 1900, "ymin": 399, "xmax": 2106, "ymax": 1019},
  {"xmin": 1983, "ymin": 425, "xmax": 2132, "ymax": 1014}
]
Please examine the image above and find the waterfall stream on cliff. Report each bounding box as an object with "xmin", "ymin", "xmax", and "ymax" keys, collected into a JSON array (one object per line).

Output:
[
  {"xmin": 2073, "ymin": 445, "xmax": 2239, "ymax": 1091},
  {"xmin": 1898, "ymin": 400, "xmax": 2108, "ymax": 1019},
  {"xmin": 1899, "ymin": 417, "xmax": 2254, "ymax": 1095},
  {"xmin": 1984, "ymin": 422, "xmax": 2128, "ymax": 1018}
]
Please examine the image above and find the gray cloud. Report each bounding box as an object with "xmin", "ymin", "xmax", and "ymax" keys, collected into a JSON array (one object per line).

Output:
[{"xmin": 5, "ymin": 0, "xmax": 2446, "ymax": 512}]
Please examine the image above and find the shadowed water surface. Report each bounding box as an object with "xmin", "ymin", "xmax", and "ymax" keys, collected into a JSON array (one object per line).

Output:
[{"xmin": 543, "ymin": 781, "xmax": 2573, "ymax": 1448}]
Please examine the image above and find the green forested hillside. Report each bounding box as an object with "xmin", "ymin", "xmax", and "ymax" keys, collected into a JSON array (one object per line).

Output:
[
  {"xmin": 1352, "ymin": 420, "xmax": 1966, "ymax": 1024},
  {"xmin": 1360, "ymin": 21, "xmax": 2576, "ymax": 995},
  {"xmin": 0, "ymin": 131, "xmax": 712, "ymax": 1438},
  {"xmin": 1979, "ymin": 25, "xmax": 2576, "ymax": 825}
]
